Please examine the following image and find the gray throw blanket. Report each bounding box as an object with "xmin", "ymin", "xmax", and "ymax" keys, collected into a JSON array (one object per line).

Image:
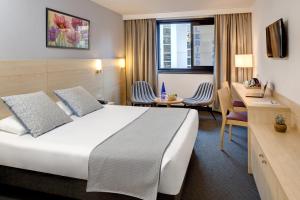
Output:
[{"xmin": 87, "ymin": 107, "xmax": 190, "ymax": 200}]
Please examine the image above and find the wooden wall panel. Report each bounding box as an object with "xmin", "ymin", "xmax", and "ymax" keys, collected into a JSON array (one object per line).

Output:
[
  {"xmin": 0, "ymin": 60, "xmax": 47, "ymax": 76},
  {"xmin": 0, "ymin": 61, "xmax": 47, "ymax": 118},
  {"xmin": 102, "ymin": 59, "xmax": 125, "ymax": 105},
  {"xmin": 47, "ymin": 59, "xmax": 104, "ymax": 101},
  {"xmin": 47, "ymin": 59, "xmax": 97, "ymax": 72},
  {"xmin": 0, "ymin": 59, "xmax": 125, "ymax": 119}
]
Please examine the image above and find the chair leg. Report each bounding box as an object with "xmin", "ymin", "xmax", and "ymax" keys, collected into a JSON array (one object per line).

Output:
[
  {"xmin": 206, "ymin": 106, "xmax": 216, "ymax": 120},
  {"xmin": 220, "ymin": 121, "xmax": 226, "ymax": 150},
  {"xmin": 229, "ymin": 124, "xmax": 232, "ymax": 142},
  {"xmin": 210, "ymin": 110, "xmax": 217, "ymax": 120}
]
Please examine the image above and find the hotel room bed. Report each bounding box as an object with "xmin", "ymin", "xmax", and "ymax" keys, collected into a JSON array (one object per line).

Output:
[{"xmin": 0, "ymin": 105, "xmax": 198, "ymax": 199}]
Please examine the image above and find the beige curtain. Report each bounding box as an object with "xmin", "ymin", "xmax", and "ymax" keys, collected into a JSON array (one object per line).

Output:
[
  {"xmin": 124, "ymin": 19, "xmax": 157, "ymax": 105},
  {"xmin": 215, "ymin": 13, "xmax": 253, "ymax": 89}
]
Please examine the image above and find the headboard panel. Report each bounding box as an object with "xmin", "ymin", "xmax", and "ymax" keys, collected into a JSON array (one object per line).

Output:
[
  {"xmin": 47, "ymin": 59, "xmax": 103, "ymax": 101},
  {"xmin": 0, "ymin": 61, "xmax": 48, "ymax": 118},
  {"xmin": 0, "ymin": 60, "xmax": 48, "ymax": 95},
  {"xmin": 0, "ymin": 59, "xmax": 113, "ymax": 119}
]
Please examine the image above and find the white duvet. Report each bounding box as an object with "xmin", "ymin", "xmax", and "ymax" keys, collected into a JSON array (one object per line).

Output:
[{"xmin": 0, "ymin": 105, "xmax": 198, "ymax": 195}]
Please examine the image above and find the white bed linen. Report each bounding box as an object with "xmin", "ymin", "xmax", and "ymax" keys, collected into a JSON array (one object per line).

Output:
[{"xmin": 0, "ymin": 105, "xmax": 198, "ymax": 195}]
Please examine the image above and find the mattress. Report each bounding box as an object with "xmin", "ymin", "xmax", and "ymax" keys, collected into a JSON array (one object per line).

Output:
[{"xmin": 0, "ymin": 105, "xmax": 198, "ymax": 195}]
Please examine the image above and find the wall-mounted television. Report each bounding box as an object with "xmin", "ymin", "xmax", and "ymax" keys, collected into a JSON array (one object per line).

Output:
[{"xmin": 266, "ymin": 18, "xmax": 287, "ymax": 58}]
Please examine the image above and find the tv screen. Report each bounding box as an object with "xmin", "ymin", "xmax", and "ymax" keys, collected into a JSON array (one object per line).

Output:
[{"xmin": 266, "ymin": 18, "xmax": 287, "ymax": 58}]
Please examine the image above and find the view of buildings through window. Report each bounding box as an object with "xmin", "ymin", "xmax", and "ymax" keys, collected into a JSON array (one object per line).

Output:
[
  {"xmin": 159, "ymin": 21, "xmax": 214, "ymax": 70},
  {"xmin": 193, "ymin": 25, "xmax": 215, "ymax": 67}
]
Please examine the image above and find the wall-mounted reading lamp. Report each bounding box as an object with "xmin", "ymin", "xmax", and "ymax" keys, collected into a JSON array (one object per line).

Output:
[
  {"xmin": 119, "ymin": 58, "xmax": 125, "ymax": 69},
  {"xmin": 96, "ymin": 59, "xmax": 102, "ymax": 74}
]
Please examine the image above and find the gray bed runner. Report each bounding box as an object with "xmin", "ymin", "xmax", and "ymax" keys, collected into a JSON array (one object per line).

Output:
[{"xmin": 87, "ymin": 107, "xmax": 190, "ymax": 200}]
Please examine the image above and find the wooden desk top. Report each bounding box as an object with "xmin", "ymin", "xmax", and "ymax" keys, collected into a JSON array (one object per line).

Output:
[
  {"xmin": 232, "ymin": 82, "xmax": 289, "ymax": 110},
  {"xmin": 250, "ymin": 123, "xmax": 300, "ymax": 200}
]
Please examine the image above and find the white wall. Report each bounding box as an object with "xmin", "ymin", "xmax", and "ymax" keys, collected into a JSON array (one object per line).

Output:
[
  {"xmin": 252, "ymin": 0, "xmax": 300, "ymax": 104},
  {"xmin": 0, "ymin": 0, "xmax": 124, "ymax": 60},
  {"xmin": 158, "ymin": 74, "xmax": 213, "ymax": 98}
]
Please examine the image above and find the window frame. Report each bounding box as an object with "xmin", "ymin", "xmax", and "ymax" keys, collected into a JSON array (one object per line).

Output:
[{"xmin": 157, "ymin": 18, "xmax": 215, "ymax": 74}]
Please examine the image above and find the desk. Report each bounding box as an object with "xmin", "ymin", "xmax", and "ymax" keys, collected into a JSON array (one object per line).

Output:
[
  {"xmin": 232, "ymin": 82, "xmax": 290, "ymax": 173},
  {"xmin": 232, "ymin": 82, "xmax": 300, "ymax": 200},
  {"xmin": 232, "ymin": 82, "xmax": 287, "ymax": 109},
  {"xmin": 249, "ymin": 124, "xmax": 300, "ymax": 200},
  {"xmin": 232, "ymin": 82, "xmax": 291, "ymax": 128}
]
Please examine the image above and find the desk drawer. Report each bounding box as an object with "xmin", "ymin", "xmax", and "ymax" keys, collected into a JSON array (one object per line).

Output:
[{"xmin": 251, "ymin": 131, "xmax": 288, "ymax": 200}]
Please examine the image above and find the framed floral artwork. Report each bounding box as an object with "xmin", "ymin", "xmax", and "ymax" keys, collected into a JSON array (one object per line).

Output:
[{"xmin": 46, "ymin": 8, "xmax": 90, "ymax": 49}]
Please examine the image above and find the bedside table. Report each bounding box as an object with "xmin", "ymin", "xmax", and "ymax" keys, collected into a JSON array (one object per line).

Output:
[{"xmin": 98, "ymin": 99, "xmax": 115, "ymax": 105}]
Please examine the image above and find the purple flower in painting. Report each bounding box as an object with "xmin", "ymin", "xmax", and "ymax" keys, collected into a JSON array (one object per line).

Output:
[
  {"xmin": 48, "ymin": 26, "xmax": 59, "ymax": 42},
  {"xmin": 71, "ymin": 18, "xmax": 83, "ymax": 30},
  {"xmin": 66, "ymin": 30, "xmax": 80, "ymax": 45}
]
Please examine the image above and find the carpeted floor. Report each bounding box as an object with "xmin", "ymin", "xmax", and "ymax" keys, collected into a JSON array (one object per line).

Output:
[
  {"xmin": 0, "ymin": 111, "xmax": 260, "ymax": 200},
  {"xmin": 181, "ymin": 111, "xmax": 260, "ymax": 200}
]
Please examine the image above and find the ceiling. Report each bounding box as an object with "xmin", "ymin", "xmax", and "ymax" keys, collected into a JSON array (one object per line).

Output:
[{"xmin": 91, "ymin": 0, "xmax": 255, "ymax": 16}]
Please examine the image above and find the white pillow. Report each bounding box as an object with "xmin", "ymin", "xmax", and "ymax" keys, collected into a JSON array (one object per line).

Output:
[
  {"xmin": 0, "ymin": 115, "xmax": 27, "ymax": 135},
  {"xmin": 56, "ymin": 101, "xmax": 73, "ymax": 116}
]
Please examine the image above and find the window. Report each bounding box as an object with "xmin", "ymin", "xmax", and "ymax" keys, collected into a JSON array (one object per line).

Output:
[{"xmin": 158, "ymin": 18, "xmax": 214, "ymax": 73}]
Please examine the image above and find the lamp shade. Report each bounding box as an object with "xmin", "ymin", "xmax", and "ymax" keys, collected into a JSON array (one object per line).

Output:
[{"xmin": 235, "ymin": 54, "xmax": 253, "ymax": 68}]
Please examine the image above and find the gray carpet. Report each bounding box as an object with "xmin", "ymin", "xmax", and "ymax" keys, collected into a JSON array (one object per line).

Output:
[
  {"xmin": 181, "ymin": 111, "xmax": 260, "ymax": 200},
  {"xmin": 0, "ymin": 111, "xmax": 260, "ymax": 200}
]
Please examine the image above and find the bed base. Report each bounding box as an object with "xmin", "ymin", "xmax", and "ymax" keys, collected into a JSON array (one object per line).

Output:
[{"xmin": 0, "ymin": 165, "xmax": 183, "ymax": 200}]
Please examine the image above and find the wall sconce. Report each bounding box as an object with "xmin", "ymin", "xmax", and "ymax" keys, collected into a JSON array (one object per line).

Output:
[
  {"xmin": 119, "ymin": 58, "xmax": 125, "ymax": 69},
  {"xmin": 96, "ymin": 59, "xmax": 102, "ymax": 74}
]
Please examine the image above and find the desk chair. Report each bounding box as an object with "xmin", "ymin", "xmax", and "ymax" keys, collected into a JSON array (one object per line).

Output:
[
  {"xmin": 221, "ymin": 81, "xmax": 247, "ymax": 112},
  {"xmin": 218, "ymin": 87, "xmax": 248, "ymax": 150}
]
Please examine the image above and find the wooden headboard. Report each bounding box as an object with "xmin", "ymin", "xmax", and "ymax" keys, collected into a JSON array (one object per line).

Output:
[{"xmin": 0, "ymin": 59, "xmax": 125, "ymax": 119}]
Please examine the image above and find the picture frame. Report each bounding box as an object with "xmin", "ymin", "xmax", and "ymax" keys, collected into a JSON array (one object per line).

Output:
[{"xmin": 46, "ymin": 8, "xmax": 90, "ymax": 50}]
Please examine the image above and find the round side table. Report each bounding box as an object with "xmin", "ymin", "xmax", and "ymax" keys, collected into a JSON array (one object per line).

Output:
[{"xmin": 154, "ymin": 97, "xmax": 183, "ymax": 107}]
